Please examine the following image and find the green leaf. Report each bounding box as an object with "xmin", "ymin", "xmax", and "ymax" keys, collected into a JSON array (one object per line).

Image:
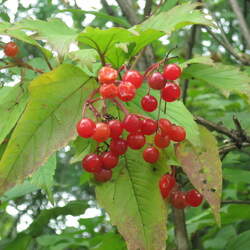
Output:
[
  {"xmin": 140, "ymin": 3, "xmax": 214, "ymax": 34},
  {"xmin": 96, "ymin": 149, "xmax": 167, "ymax": 250},
  {"xmin": 0, "ymin": 64, "xmax": 96, "ymax": 195},
  {"xmin": 223, "ymin": 168, "xmax": 250, "ymax": 184},
  {"xmin": 60, "ymin": 9, "xmax": 130, "ymax": 27},
  {"xmin": 16, "ymin": 18, "xmax": 78, "ymax": 57},
  {"xmin": 184, "ymin": 63, "xmax": 250, "ymax": 101},
  {"xmin": 30, "ymin": 153, "xmax": 57, "ymax": 203},
  {"xmin": 225, "ymin": 230, "xmax": 250, "ymax": 250},
  {"xmin": 0, "ymin": 84, "xmax": 28, "ymax": 144},
  {"xmin": 176, "ymin": 126, "xmax": 222, "ymax": 225},
  {"xmin": 180, "ymin": 56, "xmax": 214, "ymax": 69},
  {"xmin": 0, "ymin": 181, "xmax": 38, "ymax": 202},
  {"xmin": 28, "ymin": 200, "xmax": 88, "ymax": 236},
  {"xmin": 78, "ymin": 27, "xmax": 134, "ymax": 68}
]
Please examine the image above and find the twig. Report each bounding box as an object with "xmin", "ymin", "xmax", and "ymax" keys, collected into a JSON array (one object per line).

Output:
[
  {"xmin": 195, "ymin": 116, "xmax": 238, "ymax": 141},
  {"xmin": 173, "ymin": 207, "xmax": 190, "ymax": 250},
  {"xmin": 101, "ymin": 0, "xmax": 122, "ymax": 27},
  {"xmin": 222, "ymin": 200, "xmax": 250, "ymax": 205},
  {"xmin": 219, "ymin": 142, "xmax": 250, "ymax": 155},
  {"xmin": 42, "ymin": 53, "xmax": 53, "ymax": 71},
  {"xmin": 228, "ymin": 0, "xmax": 250, "ymax": 49},
  {"xmin": 111, "ymin": 98, "xmax": 129, "ymax": 116}
]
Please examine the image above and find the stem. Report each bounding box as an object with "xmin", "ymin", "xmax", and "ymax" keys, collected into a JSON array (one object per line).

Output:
[
  {"xmin": 222, "ymin": 200, "xmax": 250, "ymax": 205},
  {"xmin": 112, "ymin": 98, "xmax": 129, "ymax": 116},
  {"xmin": 82, "ymin": 88, "xmax": 100, "ymax": 117},
  {"xmin": 173, "ymin": 208, "xmax": 190, "ymax": 250}
]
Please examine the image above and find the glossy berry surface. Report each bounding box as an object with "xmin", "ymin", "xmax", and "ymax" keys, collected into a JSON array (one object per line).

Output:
[
  {"xmin": 143, "ymin": 146, "xmax": 159, "ymax": 163},
  {"xmin": 123, "ymin": 114, "xmax": 141, "ymax": 133},
  {"xmin": 110, "ymin": 138, "xmax": 128, "ymax": 155},
  {"xmin": 127, "ymin": 133, "xmax": 145, "ymax": 150},
  {"xmin": 171, "ymin": 191, "xmax": 188, "ymax": 209},
  {"xmin": 158, "ymin": 118, "xmax": 172, "ymax": 136},
  {"xmin": 169, "ymin": 125, "xmax": 186, "ymax": 142},
  {"xmin": 77, "ymin": 118, "xmax": 96, "ymax": 138},
  {"xmin": 159, "ymin": 174, "xmax": 176, "ymax": 199},
  {"xmin": 122, "ymin": 70, "xmax": 143, "ymax": 89},
  {"xmin": 94, "ymin": 169, "xmax": 112, "ymax": 182},
  {"xmin": 154, "ymin": 133, "xmax": 170, "ymax": 148},
  {"xmin": 92, "ymin": 122, "xmax": 110, "ymax": 142},
  {"xmin": 163, "ymin": 64, "xmax": 182, "ymax": 80},
  {"xmin": 101, "ymin": 151, "xmax": 119, "ymax": 169},
  {"xmin": 141, "ymin": 95, "xmax": 158, "ymax": 112},
  {"xmin": 118, "ymin": 81, "xmax": 136, "ymax": 102},
  {"xmin": 161, "ymin": 82, "xmax": 181, "ymax": 102},
  {"xmin": 108, "ymin": 120, "xmax": 123, "ymax": 139},
  {"xmin": 141, "ymin": 119, "xmax": 157, "ymax": 135},
  {"xmin": 82, "ymin": 154, "xmax": 102, "ymax": 173},
  {"xmin": 186, "ymin": 190, "xmax": 203, "ymax": 207},
  {"xmin": 4, "ymin": 42, "xmax": 19, "ymax": 57},
  {"xmin": 100, "ymin": 84, "xmax": 118, "ymax": 99},
  {"xmin": 148, "ymin": 72, "xmax": 165, "ymax": 90},
  {"xmin": 98, "ymin": 66, "xmax": 118, "ymax": 84}
]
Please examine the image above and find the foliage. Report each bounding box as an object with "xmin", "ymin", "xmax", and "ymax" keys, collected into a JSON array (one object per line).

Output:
[{"xmin": 0, "ymin": 0, "xmax": 250, "ymax": 250}]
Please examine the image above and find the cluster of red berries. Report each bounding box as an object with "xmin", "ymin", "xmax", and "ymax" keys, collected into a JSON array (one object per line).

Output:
[
  {"xmin": 159, "ymin": 174, "xmax": 203, "ymax": 209},
  {"xmin": 2, "ymin": 42, "xmax": 19, "ymax": 57},
  {"xmin": 76, "ymin": 62, "xmax": 186, "ymax": 183}
]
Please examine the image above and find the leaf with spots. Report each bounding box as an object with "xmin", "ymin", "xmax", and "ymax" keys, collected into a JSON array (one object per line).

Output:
[
  {"xmin": 0, "ymin": 64, "xmax": 96, "ymax": 195},
  {"xmin": 96, "ymin": 148, "xmax": 168, "ymax": 250},
  {"xmin": 176, "ymin": 126, "xmax": 222, "ymax": 225}
]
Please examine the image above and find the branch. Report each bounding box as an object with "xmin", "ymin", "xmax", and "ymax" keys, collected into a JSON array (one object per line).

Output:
[
  {"xmin": 101, "ymin": 0, "xmax": 122, "ymax": 27},
  {"xmin": 182, "ymin": 25, "xmax": 198, "ymax": 104},
  {"xmin": 115, "ymin": 0, "xmax": 140, "ymax": 25},
  {"xmin": 222, "ymin": 200, "xmax": 250, "ymax": 205},
  {"xmin": 144, "ymin": 0, "xmax": 153, "ymax": 18},
  {"xmin": 228, "ymin": 0, "xmax": 250, "ymax": 49},
  {"xmin": 173, "ymin": 207, "xmax": 190, "ymax": 250}
]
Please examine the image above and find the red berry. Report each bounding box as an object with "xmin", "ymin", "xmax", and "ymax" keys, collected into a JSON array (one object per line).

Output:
[
  {"xmin": 148, "ymin": 72, "xmax": 165, "ymax": 90},
  {"xmin": 186, "ymin": 190, "xmax": 203, "ymax": 207},
  {"xmin": 118, "ymin": 81, "xmax": 136, "ymax": 102},
  {"xmin": 108, "ymin": 120, "xmax": 123, "ymax": 139},
  {"xmin": 77, "ymin": 118, "xmax": 96, "ymax": 138},
  {"xmin": 98, "ymin": 66, "xmax": 118, "ymax": 84},
  {"xmin": 170, "ymin": 191, "xmax": 188, "ymax": 209},
  {"xmin": 92, "ymin": 122, "xmax": 110, "ymax": 142},
  {"xmin": 141, "ymin": 95, "xmax": 158, "ymax": 112},
  {"xmin": 161, "ymin": 82, "xmax": 181, "ymax": 102},
  {"xmin": 82, "ymin": 153, "xmax": 103, "ymax": 173},
  {"xmin": 154, "ymin": 133, "xmax": 170, "ymax": 148},
  {"xmin": 101, "ymin": 151, "xmax": 119, "ymax": 169},
  {"xmin": 110, "ymin": 138, "xmax": 128, "ymax": 155},
  {"xmin": 168, "ymin": 125, "xmax": 186, "ymax": 142},
  {"xmin": 100, "ymin": 84, "xmax": 118, "ymax": 99},
  {"xmin": 127, "ymin": 133, "xmax": 145, "ymax": 150},
  {"xmin": 123, "ymin": 114, "xmax": 141, "ymax": 133},
  {"xmin": 94, "ymin": 169, "xmax": 112, "ymax": 182},
  {"xmin": 141, "ymin": 119, "xmax": 157, "ymax": 135},
  {"xmin": 158, "ymin": 118, "xmax": 172, "ymax": 136},
  {"xmin": 4, "ymin": 42, "xmax": 19, "ymax": 57},
  {"xmin": 143, "ymin": 146, "xmax": 159, "ymax": 163},
  {"xmin": 159, "ymin": 174, "xmax": 176, "ymax": 199},
  {"xmin": 163, "ymin": 64, "xmax": 182, "ymax": 80},
  {"xmin": 122, "ymin": 70, "xmax": 143, "ymax": 89}
]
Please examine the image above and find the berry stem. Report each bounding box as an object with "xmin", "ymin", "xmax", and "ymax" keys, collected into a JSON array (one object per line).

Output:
[
  {"xmin": 82, "ymin": 88, "xmax": 100, "ymax": 117},
  {"xmin": 112, "ymin": 98, "xmax": 129, "ymax": 116}
]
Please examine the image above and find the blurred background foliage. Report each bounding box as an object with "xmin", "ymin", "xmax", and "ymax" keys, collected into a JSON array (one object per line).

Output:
[{"xmin": 0, "ymin": 0, "xmax": 250, "ymax": 249}]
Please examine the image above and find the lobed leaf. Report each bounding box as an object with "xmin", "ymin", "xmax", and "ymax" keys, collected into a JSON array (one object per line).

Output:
[
  {"xmin": 176, "ymin": 126, "xmax": 222, "ymax": 225},
  {"xmin": 0, "ymin": 64, "xmax": 96, "ymax": 195}
]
